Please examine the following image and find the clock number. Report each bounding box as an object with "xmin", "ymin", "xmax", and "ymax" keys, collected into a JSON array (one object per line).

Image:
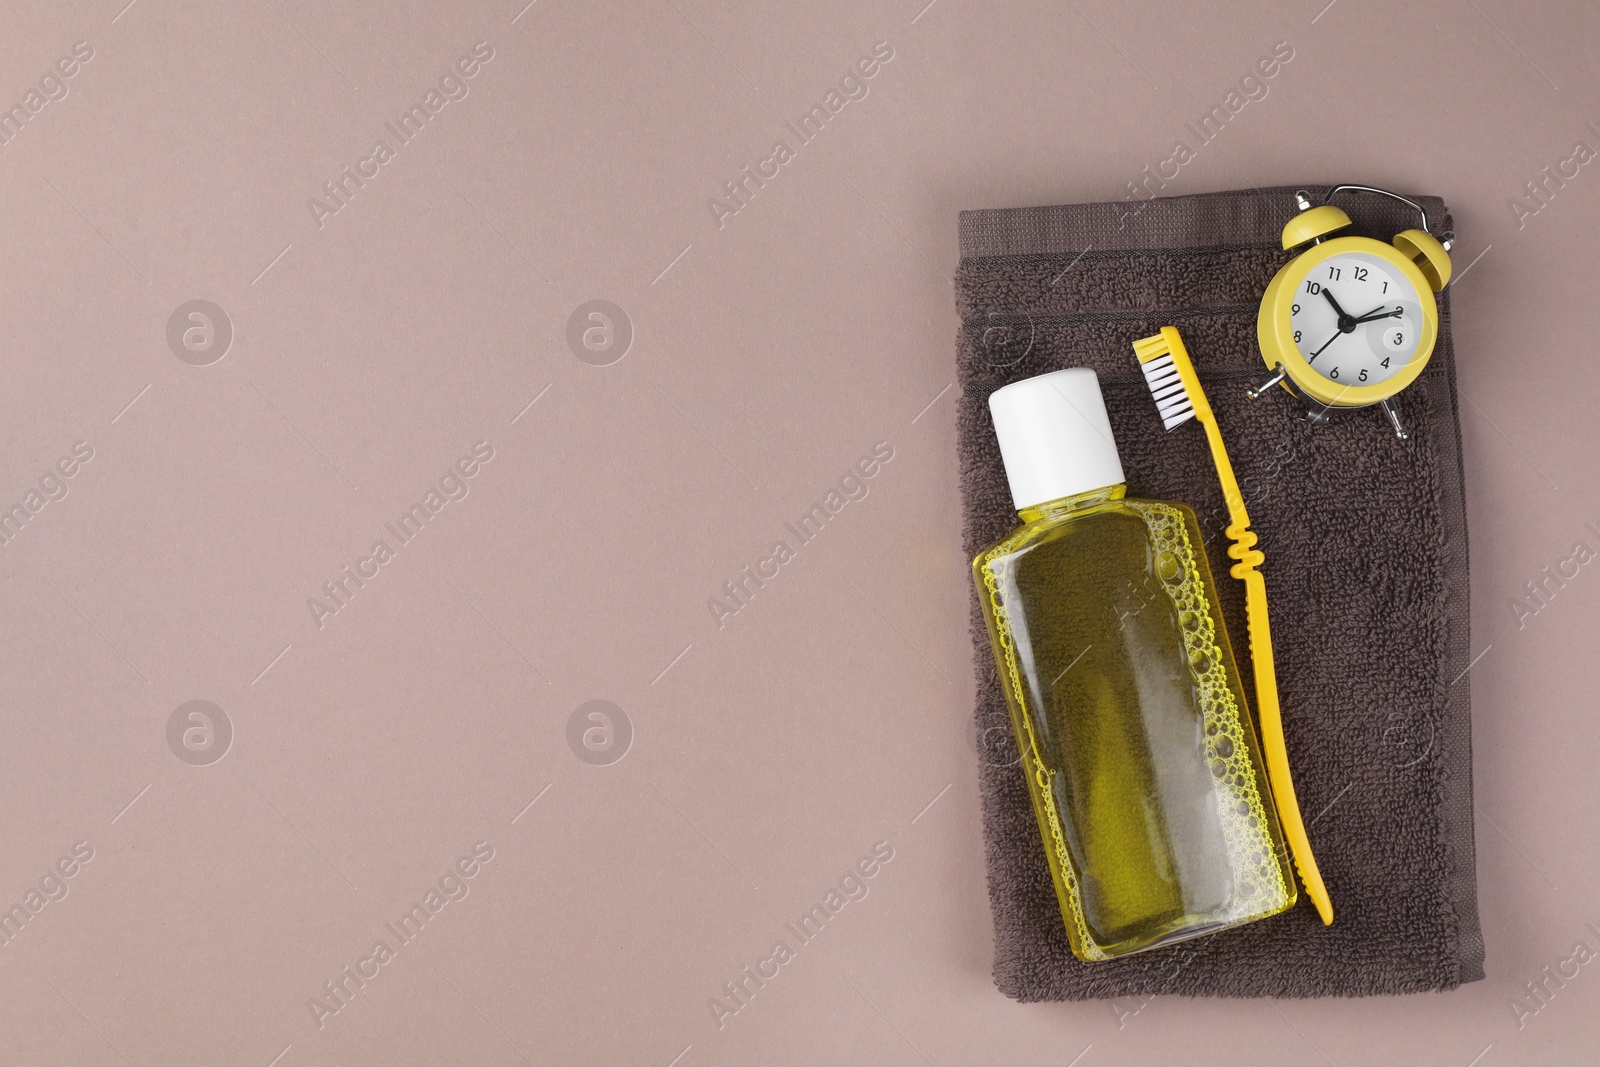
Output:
[
  {"xmin": 1291, "ymin": 303, "xmax": 1300, "ymax": 314},
  {"xmin": 1329, "ymin": 367, "xmax": 1339, "ymax": 379},
  {"xmin": 1294, "ymin": 330, "xmax": 1302, "ymax": 342},
  {"xmin": 1392, "ymin": 332, "xmax": 1406, "ymax": 346},
  {"xmin": 1382, "ymin": 281, "xmax": 1388, "ymax": 293},
  {"xmin": 1304, "ymin": 281, "xmax": 1321, "ymax": 295},
  {"xmin": 1359, "ymin": 369, "xmax": 1369, "ymax": 382},
  {"xmin": 1391, "ymin": 307, "xmax": 1403, "ymax": 318},
  {"xmin": 1381, "ymin": 358, "xmax": 1391, "ymax": 368},
  {"xmin": 1353, "ymin": 267, "xmax": 1368, "ymax": 281},
  {"xmin": 1327, "ymin": 266, "xmax": 1341, "ymax": 280}
]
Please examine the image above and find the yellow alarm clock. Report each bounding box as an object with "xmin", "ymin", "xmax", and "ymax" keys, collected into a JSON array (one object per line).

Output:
[{"xmin": 1249, "ymin": 185, "xmax": 1453, "ymax": 439}]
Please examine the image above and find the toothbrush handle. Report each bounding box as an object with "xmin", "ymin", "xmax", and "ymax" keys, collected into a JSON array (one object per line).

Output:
[
  {"xmin": 1232, "ymin": 554, "xmax": 1334, "ymax": 925},
  {"xmin": 1204, "ymin": 391, "xmax": 1333, "ymax": 924},
  {"xmin": 1159, "ymin": 322, "xmax": 1333, "ymax": 924}
]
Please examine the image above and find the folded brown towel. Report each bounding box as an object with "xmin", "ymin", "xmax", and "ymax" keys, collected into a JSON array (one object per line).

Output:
[{"xmin": 957, "ymin": 186, "xmax": 1484, "ymax": 1000}]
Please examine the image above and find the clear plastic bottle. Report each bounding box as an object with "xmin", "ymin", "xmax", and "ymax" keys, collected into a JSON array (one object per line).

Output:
[{"xmin": 973, "ymin": 368, "xmax": 1295, "ymax": 962}]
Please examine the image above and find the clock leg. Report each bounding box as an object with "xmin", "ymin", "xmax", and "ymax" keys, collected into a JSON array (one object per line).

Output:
[
  {"xmin": 1379, "ymin": 397, "xmax": 1409, "ymax": 440},
  {"xmin": 1247, "ymin": 364, "xmax": 1288, "ymax": 399},
  {"xmin": 1301, "ymin": 406, "xmax": 1331, "ymax": 427}
]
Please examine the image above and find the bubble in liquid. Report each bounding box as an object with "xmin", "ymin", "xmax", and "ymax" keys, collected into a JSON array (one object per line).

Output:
[{"xmin": 1125, "ymin": 500, "xmax": 1293, "ymax": 924}]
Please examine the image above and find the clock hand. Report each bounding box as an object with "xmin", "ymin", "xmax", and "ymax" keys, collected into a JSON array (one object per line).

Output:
[
  {"xmin": 1348, "ymin": 305, "xmax": 1397, "ymax": 325},
  {"xmin": 1308, "ymin": 329, "xmax": 1342, "ymax": 363},
  {"xmin": 1320, "ymin": 287, "xmax": 1353, "ymax": 323}
]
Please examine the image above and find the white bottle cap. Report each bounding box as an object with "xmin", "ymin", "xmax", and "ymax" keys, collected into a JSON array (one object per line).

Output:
[{"xmin": 988, "ymin": 368, "xmax": 1125, "ymax": 511}]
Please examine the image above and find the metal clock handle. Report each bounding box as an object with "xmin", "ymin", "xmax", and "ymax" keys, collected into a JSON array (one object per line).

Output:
[
  {"xmin": 1313, "ymin": 185, "xmax": 1455, "ymax": 253},
  {"xmin": 1321, "ymin": 184, "xmax": 1431, "ymax": 233}
]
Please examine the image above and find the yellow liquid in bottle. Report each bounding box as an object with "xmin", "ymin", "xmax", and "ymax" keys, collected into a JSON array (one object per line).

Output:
[{"xmin": 974, "ymin": 484, "xmax": 1295, "ymax": 961}]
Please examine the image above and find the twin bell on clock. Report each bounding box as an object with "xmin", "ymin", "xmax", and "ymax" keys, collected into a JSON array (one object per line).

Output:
[{"xmin": 1249, "ymin": 185, "xmax": 1454, "ymax": 439}]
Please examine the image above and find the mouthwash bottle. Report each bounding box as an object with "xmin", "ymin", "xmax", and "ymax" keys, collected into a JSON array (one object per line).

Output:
[{"xmin": 973, "ymin": 368, "xmax": 1295, "ymax": 962}]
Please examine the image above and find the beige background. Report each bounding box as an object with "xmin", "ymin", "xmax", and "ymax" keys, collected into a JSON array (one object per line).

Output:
[{"xmin": 1, "ymin": 0, "xmax": 1596, "ymax": 1064}]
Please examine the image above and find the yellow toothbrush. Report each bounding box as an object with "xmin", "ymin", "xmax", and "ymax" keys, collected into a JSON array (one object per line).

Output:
[{"xmin": 1131, "ymin": 326, "xmax": 1333, "ymax": 926}]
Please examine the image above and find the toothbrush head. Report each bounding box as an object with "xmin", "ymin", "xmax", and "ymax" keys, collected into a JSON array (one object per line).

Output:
[{"xmin": 1132, "ymin": 327, "xmax": 1209, "ymax": 431}]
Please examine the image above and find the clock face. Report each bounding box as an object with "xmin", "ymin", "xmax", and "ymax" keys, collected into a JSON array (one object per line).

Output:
[{"xmin": 1286, "ymin": 251, "xmax": 1424, "ymax": 389}]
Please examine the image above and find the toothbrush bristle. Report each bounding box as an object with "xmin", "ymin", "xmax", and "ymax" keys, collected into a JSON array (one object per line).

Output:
[
  {"xmin": 1134, "ymin": 348, "xmax": 1196, "ymax": 430},
  {"xmin": 1130, "ymin": 334, "xmax": 1169, "ymax": 364}
]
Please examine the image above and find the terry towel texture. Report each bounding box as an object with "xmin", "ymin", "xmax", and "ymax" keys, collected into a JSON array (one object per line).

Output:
[{"xmin": 956, "ymin": 186, "xmax": 1484, "ymax": 1000}]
